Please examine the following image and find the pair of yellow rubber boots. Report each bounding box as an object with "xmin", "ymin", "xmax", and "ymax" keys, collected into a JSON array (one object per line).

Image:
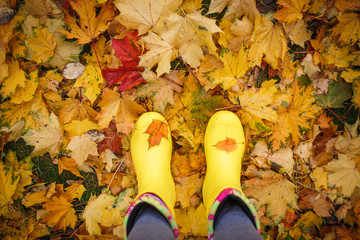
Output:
[{"xmin": 124, "ymin": 111, "xmax": 260, "ymax": 239}]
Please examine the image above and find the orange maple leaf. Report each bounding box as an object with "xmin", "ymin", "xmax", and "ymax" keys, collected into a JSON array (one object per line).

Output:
[
  {"xmin": 144, "ymin": 119, "xmax": 169, "ymax": 148},
  {"xmin": 214, "ymin": 137, "xmax": 238, "ymax": 153}
]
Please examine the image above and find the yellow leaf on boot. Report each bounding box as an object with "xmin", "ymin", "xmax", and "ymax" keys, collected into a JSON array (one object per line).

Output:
[{"xmin": 41, "ymin": 196, "xmax": 77, "ymax": 230}]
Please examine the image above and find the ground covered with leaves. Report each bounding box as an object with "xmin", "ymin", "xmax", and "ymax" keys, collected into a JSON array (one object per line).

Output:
[{"xmin": 1, "ymin": 0, "xmax": 360, "ymax": 239}]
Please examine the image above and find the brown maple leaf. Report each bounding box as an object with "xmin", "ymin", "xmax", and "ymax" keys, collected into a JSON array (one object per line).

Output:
[
  {"xmin": 144, "ymin": 119, "xmax": 169, "ymax": 148},
  {"xmin": 214, "ymin": 137, "xmax": 238, "ymax": 153}
]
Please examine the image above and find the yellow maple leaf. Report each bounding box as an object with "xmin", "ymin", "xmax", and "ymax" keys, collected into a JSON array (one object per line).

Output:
[
  {"xmin": 236, "ymin": 80, "xmax": 279, "ymax": 133},
  {"xmin": 175, "ymin": 173, "xmax": 202, "ymax": 208},
  {"xmin": 0, "ymin": 161, "xmax": 20, "ymax": 216},
  {"xmin": 83, "ymin": 193, "xmax": 116, "ymax": 236},
  {"xmin": 341, "ymin": 69, "xmax": 360, "ymax": 83},
  {"xmin": 22, "ymin": 113, "xmax": 64, "ymax": 158},
  {"xmin": 27, "ymin": 26, "xmax": 56, "ymax": 63},
  {"xmin": 207, "ymin": 46, "xmax": 250, "ymax": 90},
  {"xmin": 63, "ymin": 119, "xmax": 99, "ymax": 138},
  {"xmin": 58, "ymin": 157, "xmax": 83, "ymax": 178},
  {"xmin": 326, "ymin": 154, "xmax": 360, "ymax": 197},
  {"xmin": 10, "ymin": 70, "xmax": 39, "ymax": 104},
  {"xmin": 284, "ymin": 19, "xmax": 312, "ymax": 48},
  {"xmin": 73, "ymin": 65, "xmax": 104, "ymax": 105},
  {"xmin": 274, "ymin": 0, "xmax": 311, "ymax": 23},
  {"xmin": 243, "ymin": 171, "xmax": 298, "ymax": 223},
  {"xmin": 56, "ymin": 98, "xmax": 97, "ymax": 125},
  {"xmin": 249, "ymin": 15, "xmax": 288, "ymax": 69},
  {"xmin": 95, "ymin": 88, "xmax": 145, "ymax": 134},
  {"xmin": 175, "ymin": 203, "xmax": 207, "ymax": 236},
  {"xmin": 331, "ymin": 13, "xmax": 360, "ymax": 45},
  {"xmin": 310, "ymin": 167, "xmax": 327, "ymax": 191},
  {"xmin": 153, "ymin": 11, "xmax": 222, "ymax": 68},
  {"xmin": 64, "ymin": 183, "xmax": 86, "ymax": 202},
  {"xmin": 0, "ymin": 59, "xmax": 26, "ymax": 98},
  {"xmin": 335, "ymin": 0, "xmax": 360, "ymax": 12},
  {"xmin": 322, "ymin": 38, "xmax": 356, "ymax": 68},
  {"xmin": 5, "ymin": 151, "xmax": 33, "ymax": 200},
  {"xmin": 137, "ymin": 70, "xmax": 175, "ymax": 113},
  {"xmin": 208, "ymin": 0, "xmax": 260, "ymax": 23},
  {"xmin": 139, "ymin": 32, "xmax": 178, "ymax": 76},
  {"xmin": 197, "ymin": 54, "xmax": 223, "ymax": 91},
  {"xmin": 113, "ymin": 0, "xmax": 182, "ymax": 35},
  {"xmin": 66, "ymin": 134, "xmax": 99, "ymax": 166},
  {"xmin": 41, "ymin": 195, "xmax": 77, "ymax": 230},
  {"xmin": 270, "ymin": 83, "xmax": 320, "ymax": 150},
  {"xmin": 60, "ymin": 0, "xmax": 115, "ymax": 44}
]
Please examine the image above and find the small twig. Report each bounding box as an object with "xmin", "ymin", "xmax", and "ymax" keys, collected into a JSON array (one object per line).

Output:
[
  {"xmin": 181, "ymin": 58, "xmax": 206, "ymax": 85},
  {"xmin": 290, "ymin": 50, "xmax": 315, "ymax": 54},
  {"xmin": 215, "ymin": 105, "xmax": 241, "ymax": 111},
  {"xmin": 107, "ymin": 156, "xmax": 126, "ymax": 191}
]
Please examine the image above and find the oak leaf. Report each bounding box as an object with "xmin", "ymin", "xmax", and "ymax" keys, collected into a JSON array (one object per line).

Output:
[
  {"xmin": 59, "ymin": 0, "xmax": 115, "ymax": 44},
  {"xmin": 274, "ymin": 0, "xmax": 311, "ymax": 24},
  {"xmin": 113, "ymin": 0, "xmax": 182, "ymax": 35},
  {"xmin": 27, "ymin": 26, "xmax": 56, "ymax": 63},
  {"xmin": 66, "ymin": 134, "xmax": 99, "ymax": 166},
  {"xmin": 73, "ymin": 65, "xmax": 104, "ymax": 105},
  {"xmin": 22, "ymin": 113, "xmax": 63, "ymax": 158},
  {"xmin": 214, "ymin": 137, "xmax": 238, "ymax": 153},
  {"xmin": 243, "ymin": 171, "xmax": 298, "ymax": 223},
  {"xmin": 41, "ymin": 195, "xmax": 77, "ymax": 230},
  {"xmin": 58, "ymin": 157, "xmax": 83, "ymax": 178},
  {"xmin": 207, "ymin": 46, "xmax": 250, "ymax": 90},
  {"xmin": 96, "ymin": 88, "xmax": 145, "ymax": 134},
  {"xmin": 248, "ymin": 15, "xmax": 287, "ymax": 69},
  {"xmin": 137, "ymin": 70, "xmax": 175, "ymax": 113},
  {"xmin": 326, "ymin": 154, "xmax": 360, "ymax": 197},
  {"xmin": 145, "ymin": 119, "xmax": 169, "ymax": 148},
  {"xmin": 331, "ymin": 13, "xmax": 360, "ymax": 45}
]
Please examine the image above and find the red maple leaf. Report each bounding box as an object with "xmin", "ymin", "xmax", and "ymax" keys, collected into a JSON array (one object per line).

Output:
[
  {"xmin": 97, "ymin": 121, "xmax": 122, "ymax": 154},
  {"xmin": 144, "ymin": 119, "xmax": 169, "ymax": 148},
  {"xmin": 214, "ymin": 137, "xmax": 238, "ymax": 153},
  {"xmin": 102, "ymin": 31, "xmax": 146, "ymax": 92}
]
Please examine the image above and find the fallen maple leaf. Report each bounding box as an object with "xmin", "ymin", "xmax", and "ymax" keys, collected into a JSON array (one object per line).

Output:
[
  {"xmin": 0, "ymin": 161, "xmax": 20, "ymax": 216},
  {"xmin": 58, "ymin": 157, "xmax": 83, "ymax": 178},
  {"xmin": 57, "ymin": 98, "xmax": 97, "ymax": 125},
  {"xmin": 325, "ymin": 154, "xmax": 360, "ymax": 197},
  {"xmin": 207, "ymin": 46, "xmax": 250, "ymax": 90},
  {"xmin": 243, "ymin": 171, "xmax": 298, "ymax": 223},
  {"xmin": 59, "ymin": 0, "xmax": 115, "ymax": 44},
  {"xmin": 22, "ymin": 113, "xmax": 64, "ymax": 158},
  {"xmin": 214, "ymin": 137, "xmax": 238, "ymax": 153},
  {"xmin": 63, "ymin": 119, "xmax": 99, "ymax": 138},
  {"xmin": 274, "ymin": 0, "xmax": 311, "ymax": 23},
  {"xmin": 0, "ymin": 59, "xmax": 26, "ymax": 98},
  {"xmin": 95, "ymin": 88, "xmax": 145, "ymax": 134},
  {"xmin": 144, "ymin": 119, "xmax": 169, "ymax": 148},
  {"xmin": 175, "ymin": 173, "xmax": 202, "ymax": 208},
  {"xmin": 331, "ymin": 13, "xmax": 360, "ymax": 45},
  {"xmin": 137, "ymin": 70, "xmax": 175, "ymax": 113},
  {"xmin": 97, "ymin": 121, "xmax": 122, "ymax": 155},
  {"xmin": 41, "ymin": 195, "xmax": 77, "ymax": 230},
  {"xmin": 248, "ymin": 15, "xmax": 287, "ymax": 69},
  {"xmin": 316, "ymin": 80, "xmax": 352, "ymax": 108},
  {"xmin": 73, "ymin": 65, "xmax": 104, "ymax": 105},
  {"xmin": 27, "ymin": 26, "xmax": 56, "ymax": 63},
  {"xmin": 66, "ymin": 134, "xmax": 99, "ymax": 166},
  {"xmin": 113, "ymin": 0, "xmax": 182, "ymax": 35}
]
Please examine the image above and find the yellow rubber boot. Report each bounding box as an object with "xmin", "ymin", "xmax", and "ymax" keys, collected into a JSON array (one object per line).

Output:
[
  {"xmin": 202, "ymin": 111, "xmax": 260, "ymax": 239},
  {"xmin": 124, "ymin": 112, "xmax": 178, "ymax": 239}
]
